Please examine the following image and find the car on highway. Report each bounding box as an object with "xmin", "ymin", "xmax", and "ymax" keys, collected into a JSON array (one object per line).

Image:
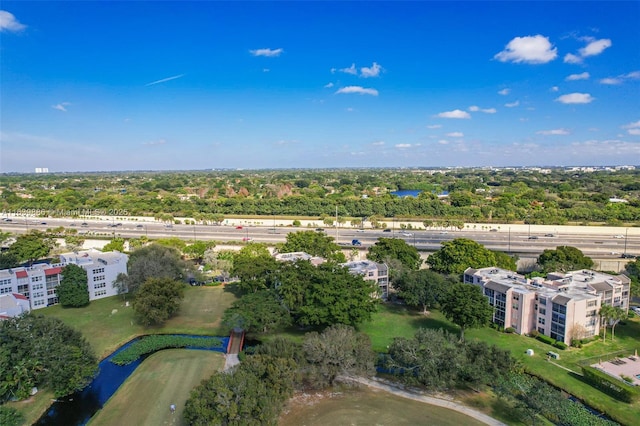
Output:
[
  {"xmin": 383, "ymin": 229, "xmax": 392, "ymax": 232},
  {"xmin": 351, "ymin": 239, "xmax": 362, "ymax": 246},
  {"xmin": 2, "ymin": 218, "xmax": 12, "ymax": 222},
  {"xmin": 613, "ymin": 235, "xmax": 625, "ymax": 239},
  {"xmin": 620, "ymin": 254, "xmax": 636, "ymax": 259},
  {"xmin": 40, "ymin": 222, "xmax": 47, "ymax": 225},
  {"xmin": 242, "ymin": 237, "xmax": 253, "ymax": 242},
  {"xmin": 136, "ymin": 224, "xmax": 144, "ymax": 228},
  {"xmin": 490, "ymin": 229, "xmax": 498, "ymax": 232},
  {"xmin": 236, "ymin": 226, "xmax": 243, "ymax": 229},
  {"xmin": 401, "ymin": 232, "xmax": 413, "ymax": 236},
  {"xmin": 528, "ymin": 236, "xmax": 539, "ymax": 239},
  {"xmin": 356, "ymin": 229, "xmax": 365, "ymax": 233},
  {"xmin": 81, "ymin": 222, "xmax": 88, "ymax": 227},
  {"xmin": 315, "ymin": 228, "xmax": 325, "ymax": 232},
  {"xmin": 545, "ymin": 233, "xmax": 555, "ymax": 237}
]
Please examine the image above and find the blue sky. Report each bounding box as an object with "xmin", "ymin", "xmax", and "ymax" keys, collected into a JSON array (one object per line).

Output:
[{"xmin": 1, "ymin": 1, "xmax": 639, "ymax": 172}]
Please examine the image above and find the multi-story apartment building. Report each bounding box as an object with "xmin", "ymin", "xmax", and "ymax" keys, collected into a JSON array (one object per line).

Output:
[
  {"xmin": 0, "ymin": 249, "xmax": 128, "ymax": 313},
  {"xmin": 464, "ymin": 267, "xmax": 630, "ymax": 345},
  {"xmin": 341, "ymin": 260, "xmax": 389, "ymax": 299}
]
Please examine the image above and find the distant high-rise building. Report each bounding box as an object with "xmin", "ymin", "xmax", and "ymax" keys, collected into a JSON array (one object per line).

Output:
[{"xmin": 35, "ymin": 167, "xmax": 49, "ymax": 173}]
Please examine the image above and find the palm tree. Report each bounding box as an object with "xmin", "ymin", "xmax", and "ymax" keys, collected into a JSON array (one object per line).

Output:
[
  {"xmin": 599, "ymin": 304, "xmax": 613, "ymax": 340},
  {"xmin": 610, "ymin": 306, "xmax": 627, "ymax": 340}
]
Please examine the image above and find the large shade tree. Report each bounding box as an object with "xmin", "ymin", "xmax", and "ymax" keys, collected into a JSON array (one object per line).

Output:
[
  {"xmin": 56, "ymin": 263, "xmax": 89, "ymax": 307},
  {"xmin": 537, "ymin": 246, "xmax": 593, "ymax": 273},
  {"xmin": 222, "ymin": 290, "xmax": 291, "ymax": 334},
  {"xmin": 393, "ymin": 269, "xmax": 448, "ymax": 314},
  {"xmin": 125, "ymin": 243, "xmax": 185, "ymax": 294},
  {"xmin": 7, "ymin": 231, "xmax": 55, "ymax": 265},
  {"xmin": 427, "ymin": 238, "xmax": 511, "ymax": 275},
  {"xmin": 132, "ymin": 277, "xmax": 185, "ymax": 326},
  {"xmin": 278, "ymin": 230, "xmax": 346, "ymax": 262},
  {"xmin": 439, "ymin": 283, "xmax": 493, "ymax": 341},
  {"xmin": 232, "ymin": 243, "xmax": 279, "ymax": 293},
  {"xmin": 367, "ymin": 237, "xmax": 421, "ymax": 271}
]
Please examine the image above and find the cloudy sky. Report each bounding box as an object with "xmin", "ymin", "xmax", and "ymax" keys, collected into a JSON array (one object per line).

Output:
[{"xmin": 1, "ymin": 1, "xmax": 639, "ymax": 172}]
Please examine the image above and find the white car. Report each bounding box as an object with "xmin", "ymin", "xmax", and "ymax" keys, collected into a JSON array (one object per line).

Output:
[
  {"xmin": 401, "ymin": 232, "xmax": 413, "ymax": 237},
  {"xmin": 613, "ymin": 235, "xmax": 625, "ymax": 239}
]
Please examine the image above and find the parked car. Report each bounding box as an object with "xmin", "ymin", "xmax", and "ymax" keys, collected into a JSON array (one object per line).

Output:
[{"xmin": 383, "ymin": 229, "xmax": 391, "ymax": 232}]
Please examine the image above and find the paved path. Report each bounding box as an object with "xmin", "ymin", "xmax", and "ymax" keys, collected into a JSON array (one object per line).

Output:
[{"xmin": 341, "ymin": 376, "xmax": 507, "ymax": 426}]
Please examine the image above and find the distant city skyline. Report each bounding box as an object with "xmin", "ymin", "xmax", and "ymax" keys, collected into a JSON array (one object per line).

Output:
[{"xmin": 1, "ymin": 1, "xmax": 639, "ymax": 172}]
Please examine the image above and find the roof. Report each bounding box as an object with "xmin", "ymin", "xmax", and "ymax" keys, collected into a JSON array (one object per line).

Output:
[
  {"xmin": 13, "ymin": 293, "xmax": 28, "ymax": 300},
  {"xmin": 588, "ymin": 282, "xmax": 613, "ymax": 292},
  {"xmin": 45, "ymin": 267, "xmax": 62, "ymax": 276},
  {"xmin": 552, "ymin": 294, "xmax": 573, "ymax": 305},
  {"xmin": 16, "ymin": 270, "xmax": 28, "ymax": 278},
  {"xmin": 485, "ymin": 280, "xmax": 513, "ymax": 294}
]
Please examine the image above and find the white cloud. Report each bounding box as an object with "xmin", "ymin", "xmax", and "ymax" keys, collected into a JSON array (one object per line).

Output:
[
  {"xmin": 143, "ymin": 139, "xmax": 167, "ymax": 146},
  {"xmin": 625, "ymin": 71, "xmax": 640, "ymax": 79},
  {"xmin": 494, "ymin": 35, "xmax": 557, "ymax": 64},
  {"xmin": 249, "ymin": 48, "xmax": 283, "ymax": 57},
  {"xmin": 0, "ymin": 10, "xmax": 26, "ymax": 32},
  {"xmin": 145, "ymin": 74, "xmax": 185, "ymax": 86},
  {"xmin": 446, "ymin": 132, "xmax": 464, "ymax": 137},
  {"xmin": 563, "ymin": 53, "xmax": 582, "ymax": 64},
  {"xmin": 498, "ymin": 88, "xmax": 510, "ymax": 95},
  {"xmin": 263, "ymin": 68, "xmax": 270, "ymax": 73},
  {"xmin": 436, "ymin": 109, "xmax": 471, "ymax": 119},
  {"xmin": 52, "ymin": 102, "xmax": 70, "ymax": 112},
  {"xmin": 339, "ymin": 63, "xmax": 358, "ymax": 75},
  {"xmin": 536, "ymin": 129, "xmax": 570, "ymax": 135},
  {"xmin": 600, "ymin": 77, "xmax": 621, "ymax": 85},
  {"xmin": 469, "ymin": 105, "xmax": 496, "ymax": 113},
  {"xmin": 551, "ymin": 86, "xmax": 559, "ymax": 92},
  {"xmin": 438, "ymin": 140, "xmax": 449, "ymax": 145},
  {"xmin": 579, "ymin": 38, "xmax": 612, "ymax": 57},
  {"xmin": 335, "ymin": 86, "xmax": 379, "ymax": 96},
  {"xmin": 505, "ymin": 101, "xmax": 520, "ymax": 108},
  {"xmin": 324, "ymin": 82, "xmax": 334, "ymax": 88},
  {"xmin": 372, "ymin": 141, "xmax": 385, "ymax": 146},
  {"xmin": 395, "ymin": 143, "xmax": 411, "ymax": 149},
  {"xmin": 426, "ymin": 124, "xmax": 442, "ymax": 129},
  {"xmin": 556, "ymin": 93, "xmax": 594, "ymax": 104},
  {"xmin": 360, "ymin": 62, "xmax": 382, "ymax": 78},
  {"xmin": 622, "ymin": 120, "xmax": 640, "ymax": 135},
  {"xmin": 566, "ymin": 72, "xmax": 590, "ymax": 81}
]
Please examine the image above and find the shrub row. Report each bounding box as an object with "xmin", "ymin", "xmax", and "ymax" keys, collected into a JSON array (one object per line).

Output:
[
  {"xmin": 581, "ymin": 366, "xmax": 640, "ymax": 403},
  {"xmin": 111, "ymin": 335, "xmax": 223, "ymax": 365},
  {"xmin": 536, "ymin": 334, "xmax": 555, "ymax": 345}
]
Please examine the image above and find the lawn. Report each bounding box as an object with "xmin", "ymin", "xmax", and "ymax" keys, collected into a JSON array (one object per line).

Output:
[
  {"xmin": 41, "ymin": 285, "xmax": 239, "ymax": 358},
  {"xmin": 359, "ymin": 303, "xmax": 640, "ymax": 426},
  {"xmin": 88, "ymin": 349, "xmax": 225, "ymax": 426},
  {"xmin": 279, "ymin": 386, "xmax": 488, "ymax": 426},
  {"xmin": 12, "ymin": 286, "xmax": 238, "ymax": 425}
]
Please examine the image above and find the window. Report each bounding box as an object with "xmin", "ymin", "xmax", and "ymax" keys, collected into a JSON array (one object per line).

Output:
[
  {"xmin": 539, "ymin": 298, "xmax": 547, "ymax": 306},
  {"xmin": 587, "ymin": 310, "xmax": 597, "ymax": 317},
  {"xmin": 94, "ymin": 282, "xmax": 106, "ymax": 289},
  {"xmin": 33, "ymin": 299, "xmax": 46, "ymax": 307},
  {"xmin": 93, "ymin": 267, "xmax": 105, "ymax": 274},
  {"xmin": 94, "ymin": 289, "xmax": 107, "ymax": 297},
  {"xmin": 32, "ymin": 283, "xmax": 44, "ymax": 290},
  {"xmin": 537, "ymin": 327, "xmax": 544, "ymax": 334},
  {"xmin": 538, "ymin": 317, "xmax": 546, "ymax": 325},
  {"xmin": 539, "ymin": 308, "xmax": 546, "ymax": 315},
  {"xmin": 0, "ymin": 287, "xmax": 12, "ymax": 294},
  {"xmin": 587, "ymin": 300, "xmax": 597, "ymax": 307},
  {"xmin": 512, "ymin": 294, "xmax": 519, "ymax": 301},
  {"xmin": 93, "ymin": 275, "xmax": 106, "ymax": 282},
  {"xmin": 33, "ymin": 291, "xmax": 45, "ymax": 298},
  {"xmin": 0, "ymin": 278, "xmax": 11, "ymax": 286},
  {"xmin": 31, "ymin": 276, "xmax": 42, "ymax": 282}
]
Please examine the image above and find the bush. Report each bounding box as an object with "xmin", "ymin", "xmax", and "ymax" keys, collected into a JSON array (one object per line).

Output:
[
  {"xmin": 536, "ymin": 334, "xmax": 555, "ymax": 345},
  {"xmin": 504, "ymin": 327, "xmax": 516, "ymax": 334},
  {"xmin": 582, "ymin": 366, "xmax": 640, "ymax": 403},
  {"xmin": 571, "ymin": 339, "xmax": 582, "ymax": 348},
  {"xmin": 553, "ymin": 341, "xmax": 568, "ymax": 350},
  {"xmin": 111, "ymin": 335, "xmax": 223, "ymax": 365},
  {"xmin": 0, "ymin": 406, "xmax": 24, "ymax": 426},
  {"xmin": 529, "ymin": 329, "xmax": 539, "ymax": 338}
]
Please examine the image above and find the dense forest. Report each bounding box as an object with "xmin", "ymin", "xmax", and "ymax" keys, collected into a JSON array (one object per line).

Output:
[{"xmin": 1, "ymin": 167, "xmax": 639, "ymax": 225}]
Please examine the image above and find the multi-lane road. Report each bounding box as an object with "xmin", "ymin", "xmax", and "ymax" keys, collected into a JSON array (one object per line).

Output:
[{"xmin": 1, "ymin": 217, "xmax": 637, "ymax": 260}]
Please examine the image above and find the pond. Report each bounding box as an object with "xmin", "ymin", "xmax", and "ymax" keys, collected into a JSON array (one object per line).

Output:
[{"xmin": 34, "ymin": 335, "xmax": 229, "ymax": 426}]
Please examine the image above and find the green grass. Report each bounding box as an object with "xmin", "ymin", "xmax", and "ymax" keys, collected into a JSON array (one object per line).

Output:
[
  {"xmin": 88, "ymin": 349, "xmax": 225, "ymax": 426},
  {"xmin": 42, "ymin": 286, "xmax": 239, "ymax": 358},
  {"xmin": 358, "ymin": 303, "xmax": 640, "ymax": 426},
  {"xmin": 15, "ymin": 286, "xmax": 238, "ymax": 425},
  {"xmin": 278, "ymin": 386, "xmax": 488, "ymax": 426}
]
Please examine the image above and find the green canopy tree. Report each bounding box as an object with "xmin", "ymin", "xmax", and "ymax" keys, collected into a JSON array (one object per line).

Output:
[
  {"xmin": 232, "ymin": 243, "xmax": 279, "ymax": 293},
  {"xmin": 56, "ymin": 263, "xmax": 89, "ymax": 307},
  {"xmin": 624, "ymin": 258, "xmax": 640, "ymax": 297},
  {"xmin": 101, "ymin": 237, "xmax": 125, "ymax": 252},
  {"xmin": 537, "ymin": 246, "xmax": 593, "ymax": 273},
  {"xmin": 125, "ymin": 243, "xmax": 185, "ymax": 294},
  {"xmin": 279, "ymin": 230, "xmax": 346, "ymax": 262},
  {"xmin": 367, "ymin": 237, "xmax": 421, "ymax": 271},
  {"xmin": 393, "ymin": 269, "xmax": 447, "ymax": 314},
  {"xmin": 222, "ymin": 290, "xmax": 291, "ymax": 334},
  {"xmin": 440, "ymin": 283, "xmax": 493, "ymax": 341},
  {"xmin": 426, "ymin": 238, "xmax": 500, "ymax": 275},
  {"xmin": 132, "ymin": 278, "xmax": 185, "ymax": 326},
  {"xmin": 7, "ymin": 231, "xmax": 55, "ymax": 265},
  {"xmin": 183, "ymin": 240, "xmax": 216, "ymax": 263},
  {"xmin": 276, "ymin": 260, "xmax": 378, "ymax": 327}
]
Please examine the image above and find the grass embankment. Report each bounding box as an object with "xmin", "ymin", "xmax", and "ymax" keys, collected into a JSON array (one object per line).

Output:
[
  {"xmin": 88, "ymin": 349, "xmax": 225, "ymax": 426},
  {"xmin": 13, "ymin": 286, "xmax": 239, "ymax": 425},
  {"xmin": 358, "ymin": 303, "xmax": 640, "ymax": 426}
]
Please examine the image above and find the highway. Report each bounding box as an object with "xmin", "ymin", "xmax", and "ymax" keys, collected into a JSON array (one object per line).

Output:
[{"xmin": 1, "ymin": 216, "xmax": 638, "ymax": 260}]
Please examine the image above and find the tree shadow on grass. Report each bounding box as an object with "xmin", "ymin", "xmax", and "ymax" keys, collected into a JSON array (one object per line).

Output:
[
  {"xmin": 222, "ymin": 282, "xmax": 243, "ymax": 297},
  {"xmin": 409, "ymin": 316, "xmax": 459, "ymax": 335}
]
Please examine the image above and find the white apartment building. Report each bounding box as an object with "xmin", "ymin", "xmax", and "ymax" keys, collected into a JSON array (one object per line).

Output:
[
  {"xmin": 0, "ymin": 249, "xmax": 128, "ymax": 312},
  {"xmin": 464, "ymin": 267, "xmax": 630, "ymax": 345},
  {"xmin": 341, "ymin": 260, "xmax": 389, "ymax": 299}
]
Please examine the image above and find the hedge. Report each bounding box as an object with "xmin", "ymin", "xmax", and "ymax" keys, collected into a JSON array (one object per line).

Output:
[
  {"xmin": 536, "ymin": 334, "xmax": 555, "ymax": 345},
  {"xmin": 581, "ymin": 366, "xmax": 640, "ymax": 403},
  {"xmin": 553, "ymin": 341, "xmax": 568, "ymax": 350},
  {"xmin": 111, "ymin": 335, "xmax": 223, "ymax": 365}
]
